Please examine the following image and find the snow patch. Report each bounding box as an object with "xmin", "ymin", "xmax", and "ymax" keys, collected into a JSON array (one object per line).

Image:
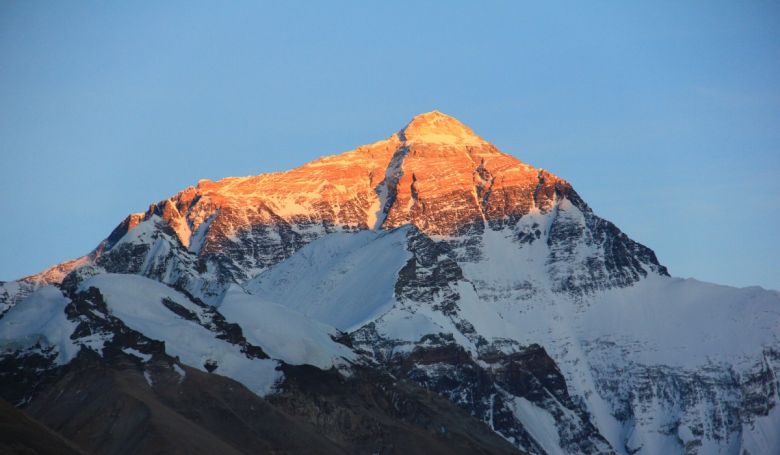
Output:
[
  {"xmin": 510, "ymin": 397, "xmax": 564, "ymax": 455},
  {"xmin": 172, "ymin": 363, "xmax": 186, "ymax": 383},
  {"xmin": 143, "ymin": 370, "xmax": 154, "ymax": 387},
  {"xmin": 122, "ymin": 347, "xmax": 152, "ymax": 362},
  {"xmin": 372, "ymin": 148, "xmax": 409, "ymax": 230},
  {"xmin": 188, "ymin": 211, "xmax": 217, "ymax": 254}
]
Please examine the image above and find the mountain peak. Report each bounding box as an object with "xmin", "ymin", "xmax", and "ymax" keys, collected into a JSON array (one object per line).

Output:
[{"xmin": 398, "ymin": 111, "xmax": 487, "ymax": 146}]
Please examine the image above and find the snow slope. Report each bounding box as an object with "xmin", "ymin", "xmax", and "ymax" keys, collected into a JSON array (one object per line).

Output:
[
  {"xmin": 577, "ymin": 276, "xmax": 780, "ymax": 366},
  {"xmin": 218, "ymin": 285, "xmax": 356, "ymax": 369},
  {"xmin": 245, "ymin": 227, "xmax": 412, "ymax": 331}
]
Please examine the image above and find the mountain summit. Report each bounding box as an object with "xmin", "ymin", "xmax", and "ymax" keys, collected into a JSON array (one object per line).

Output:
[
  {"xmin": 1, "ymin": 112, "xmax": 778, "ymax": 455},
  {"xmin": 21, "ymin": 112, "xmax": 662, "ymax": 290},
  {"xmin": 398, "ymin": 110, "xmax": 488, "ymax": 145}
]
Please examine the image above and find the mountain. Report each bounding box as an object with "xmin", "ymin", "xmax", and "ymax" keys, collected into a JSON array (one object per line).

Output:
[{"xmin": 1, "ymin": 111, "xmax": 778, "ymax": 455}]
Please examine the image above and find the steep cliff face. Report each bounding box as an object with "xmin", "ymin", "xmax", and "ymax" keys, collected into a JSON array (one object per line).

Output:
[{"xmin": 1, "ymin": 112, "xmax": 777, "ymax": 455}]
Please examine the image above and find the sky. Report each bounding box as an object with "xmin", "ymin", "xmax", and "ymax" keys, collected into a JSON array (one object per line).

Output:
[{"xmin": 1, "ymin": 1, "xmax": 779, "ymax": 290}]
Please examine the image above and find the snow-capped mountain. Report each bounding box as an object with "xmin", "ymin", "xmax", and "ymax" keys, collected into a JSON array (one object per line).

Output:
[{"xmin": 1, "ymin": 111, "xmax": 778, "ymax": 455}]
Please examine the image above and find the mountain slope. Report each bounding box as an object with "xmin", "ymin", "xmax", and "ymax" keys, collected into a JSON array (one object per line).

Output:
[
  {"xmin": 22, "ymin": 349, "xmax": 519, "ymax": 455},
  {"xmin": 0, "ymin": 398, "xmax": 86, "ymax": 455},
  {"xmin": 1, "ymin": 111, "xmax": 778, "ymax": 455}
]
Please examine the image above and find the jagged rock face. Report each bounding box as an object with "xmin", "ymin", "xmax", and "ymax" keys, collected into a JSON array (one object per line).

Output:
[
  {"xmin": 379, "ymin": 144, "xmax": 562, "ymax": 236},
  {"xmin": 580, "ymin": 342, "xmax": 780, "ymax": 455},
  {"xmin": 413, "ymin": 343, "xmax": 613, "ymax": 455},
  {"xmin": 2, "ymin": 111, "xmax": 778, "ymax": 455},
  {"xmin": 353, "ymin": 326, "xmax": 613, "ymax": 455}
]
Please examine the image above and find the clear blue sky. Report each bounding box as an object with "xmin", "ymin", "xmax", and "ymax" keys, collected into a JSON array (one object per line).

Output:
[{"xmin": 1, "ymin": 2, "xmax": 779, "ymax": 290}]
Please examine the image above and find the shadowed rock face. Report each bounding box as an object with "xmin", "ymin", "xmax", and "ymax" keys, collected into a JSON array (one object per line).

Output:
[
  {"xmin": 270, "ymin": 363, "xmax": 523, "ymax": 455},
  {"xmin": 19, "ymin": 351, "xmax": 523, "ymax": 455},
  {"xmin": 23, "ymin": 352, "xmax": 346, "ymax": 455},
  {"xmin": 386, "ymin": 340, "xmax": 613, "ymax": 455}
]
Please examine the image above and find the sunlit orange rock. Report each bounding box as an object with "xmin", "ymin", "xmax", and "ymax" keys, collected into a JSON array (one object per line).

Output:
[
  {"xmin": 26, "ymin": 111, "xmax": 574, "ymax": 286},
  {"xmin": 149, "ymin": 111, "xmax": 570, "ymax": 243}
]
